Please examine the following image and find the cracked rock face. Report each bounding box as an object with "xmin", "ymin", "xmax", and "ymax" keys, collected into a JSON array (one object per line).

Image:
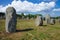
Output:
[{"xmin": 6, "ymin": 7, "xmax": 17, "ymax": 33}]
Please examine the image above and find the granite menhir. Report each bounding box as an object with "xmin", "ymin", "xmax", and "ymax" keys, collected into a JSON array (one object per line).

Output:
[{"xmin": 5, "ymin": 7, "xmax": 17, "ymax": 33}]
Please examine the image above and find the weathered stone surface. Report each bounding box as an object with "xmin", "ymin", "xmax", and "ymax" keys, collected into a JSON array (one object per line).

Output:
[
  {"xmin": 5, "ymin": 7, "xmax": 17, "ymax": 33},
  {"xmin": 58, "ymin": 18, "xmax": 60, "ymax": 23},
  {"xmin": 0, "ymin": 16, "xmax": 2, "ymax": 19},
  {"xmin": 35, "ymin": 16, "xmax": 43, "ymax": 26},
  {"xmin": 26, "ymin": 17, "xmax": 29, "ymax": 20},
  {"xmin": 30, "ymin": 17, "xmax": 33, "ymax": 20},
  {"xmin": 45, "ymin": 14, "xmax": 51, "ymax": 24},
  {"xmin": 22, "ymin": 16, "xmax": 24, "ymax": 19},
  {"xmin": 50, "ymin": 19, "xmax": 55, "ymax": 25}
]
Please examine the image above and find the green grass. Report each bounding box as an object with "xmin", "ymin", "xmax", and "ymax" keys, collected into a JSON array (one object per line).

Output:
[{"xmin": 0, "ymin": 19, "xmax": 60, "ymax": 40}]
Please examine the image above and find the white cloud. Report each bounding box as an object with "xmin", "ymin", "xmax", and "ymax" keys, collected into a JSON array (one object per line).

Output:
[
  {"xmin": 42, "ymin": 0, "xmax": 58, "ymax": 2},
  {"xmin": 53, "ymin": 8, "xmax": 60, "ymax": 11},
  {"xmin": 0, "ymin": 0, "xmax": 55, "ymax": 13}
]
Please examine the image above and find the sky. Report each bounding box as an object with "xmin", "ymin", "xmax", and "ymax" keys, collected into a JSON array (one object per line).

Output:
[{"xmin": 0, "ymin": 0, "xmax": 60, "ymax": 17}]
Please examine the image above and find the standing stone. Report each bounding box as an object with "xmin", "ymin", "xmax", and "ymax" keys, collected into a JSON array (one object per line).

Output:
[
  {"xmin": 6, "ymin": 7, "xmax": 17, "ymax": 33},
  {"xmin": 50, "ymin": 18, "xmax": 55, "ymax": 25},
  {"xmin": 22, "ymin": 16, "xmax": 24, "ymax": 19},
  {"xmin": 58, "ymin": 18, "xmax": 60, "ymax": 23},
  {"xmin": 30, "ymin": 17, "xmax": 33, "ymax": 20},
  {"xmin": 45, "ymin": 14, "xmax": 51, "ymax": 24},
  {"xmin": 0, "ymin": 16, "xmax": 2, "ymax": 19},
  {"xmin": 35, "ymin": 16, "xmax": 43, "ymax": 26},
  {"xmin": 26, "ymin": 17, "xmax": 29, "ymax": 20}
]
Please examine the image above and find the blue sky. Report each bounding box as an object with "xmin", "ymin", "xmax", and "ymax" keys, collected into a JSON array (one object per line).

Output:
[{"xmin": 0, "ymin": 0, "xmax": 60, "ymax": 17}]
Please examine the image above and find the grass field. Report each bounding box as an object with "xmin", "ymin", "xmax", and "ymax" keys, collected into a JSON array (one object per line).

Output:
[{"xmin": 0, "ymin": 19, "xmax": 60, "ymax": 40}]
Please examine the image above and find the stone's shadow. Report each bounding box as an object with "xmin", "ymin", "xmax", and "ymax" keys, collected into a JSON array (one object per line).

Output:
[{"xmin": 16, "ymin": 28, "xmax": 33, "ymax": 32}]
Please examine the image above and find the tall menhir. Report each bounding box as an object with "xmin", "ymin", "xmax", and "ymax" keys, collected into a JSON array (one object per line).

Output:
[
  {"xmin": 45, "ymin": 14, "xmax": 51, "ymax": 24},
  {"xmin": 6, "ymin": 7, "xmax": 17, "ymax": 33}
]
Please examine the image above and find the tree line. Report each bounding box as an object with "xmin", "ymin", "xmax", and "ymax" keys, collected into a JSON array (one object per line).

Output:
[{"xmin": 0, "ymin": 12, "xmax": 60, "ymax": 19}]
